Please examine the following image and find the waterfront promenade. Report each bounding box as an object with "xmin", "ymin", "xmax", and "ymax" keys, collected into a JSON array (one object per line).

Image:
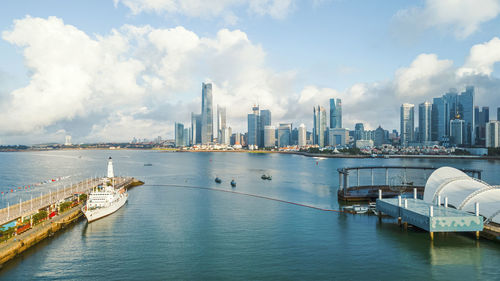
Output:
[{"xmin": 0, "ymin": 177, "xmax": 132, "ymax": 226}]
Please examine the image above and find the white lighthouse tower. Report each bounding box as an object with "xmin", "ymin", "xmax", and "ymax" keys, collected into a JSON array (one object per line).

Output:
[{"xmin": 107, "ymin": 157, "xmax": 114, "ymax": 178}]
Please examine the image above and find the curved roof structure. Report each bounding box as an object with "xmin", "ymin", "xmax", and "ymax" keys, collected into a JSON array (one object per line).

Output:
[{"xmin": 424, "ymin": 167, "xmax": 500, "ymax": 224}]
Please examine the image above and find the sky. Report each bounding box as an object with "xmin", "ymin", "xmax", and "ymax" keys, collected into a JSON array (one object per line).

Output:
[{"xmin": 1, "ymin": 0, "xmax": 500, "ymax": 144}]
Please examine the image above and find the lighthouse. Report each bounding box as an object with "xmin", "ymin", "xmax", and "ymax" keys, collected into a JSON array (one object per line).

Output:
[{"xmin": 107, "ymin": 157, "xmax": 114, "ymax": 178}]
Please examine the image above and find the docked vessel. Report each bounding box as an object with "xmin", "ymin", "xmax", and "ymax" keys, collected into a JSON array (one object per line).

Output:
[{"xmin": 82, "ymin": 157, "xmax": 128, "ymax": 223}]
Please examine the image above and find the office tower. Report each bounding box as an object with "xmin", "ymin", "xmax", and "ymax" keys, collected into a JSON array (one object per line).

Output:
[
  {"xmin": 431, "ymin": 97, "xmax": 445, "ymax": 141},
  {"xmin": 221, "ymin": 126, "xmax": 231, "ymax": 145},
  {"xmin": 458, "ymin": 86, "xmax": 474, "ymax": 145},
  {"xmin": 298, "ymin": 124, "xmax": 306, "ymax": 146},
  {"xmin": 183, "ymin": 128, "xmax": 190, "ymax": 146},
  {"xmin": 313, "ymin": 106, "xmax": 327, "ymax": 147},
  {"xmin": 191, "ymin": 113, "xmax": 202, "ymax": 145},
  {"xmin": 248, "ymin": 111, "xmax": 259, "ymax": 147},
  {"xmin": 354, "ymin": 123, "xmax": 364, "ymax": 141},
  {"xmin": 400, "ymin": 103, "xmax": 415, "ymax": 146},
  {"xmin": 374, "ymin": 126, "xmax": 386, "ymax": 147},
  {"xmin": 64, "ymin": 135, "xmax": 72, "ymax": 146},
  {"xmin": 474, "ymin": 106, "xmax": 489, "ymax": 146},
  {"xmin": 450, "ymin": 118, "xmax": 465, "ymax": 146},
  {"xmin": 217, "ymin": 105, "xmax": 226, "ymax": 144},
  {"xmin": 419, "ymin": 102, "xmax": 432, "ymax": 144},
  {"xmin": 260, "ymin": 109, "xmax": 271, "ymax": 147},
  {"xmin": 486, "ymin": 121, "xmax": 500, "ymax": 148},
  {"xmin": 328, "ymin": 128, "xmax": 348, "ymax": 146},
  {"xmin": 201, "ymin": 83, "xmax": 213, "ymax": 144},
  {"xmin": 278, "ymin": 123, "xmax": 292, "ymax": 147},
  {"xmin": 291, "ymin": 128, "xmax": 298, "ymax": 145},
  {"xmin": 497, "ymin": 107, "xmax": 500, "ymax": 121},
  {"xmin": 264, "ymin": 125, "xmax": 276, "ymax": 148},
  {"xmin": 330, "ymin": 98, "xmax": 342, "ymax": 128},
  {"xmin": 175, "ymin": 122, "xmax": 184, "ymax": 147}
]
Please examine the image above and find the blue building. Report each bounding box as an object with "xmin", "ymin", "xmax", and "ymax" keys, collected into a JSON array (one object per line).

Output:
[
  {"xmin": 330, "ymin": 98, "xmax": 342, "ymax": 129},
  {"xmin": 314, "ymin": 105, "xmax": 327, "ymax": 147},
  {"xmin": 247, "ymin": 110, "xmax": 259, "ymax": 147},
  {"xmin": 175, "ymin": 122, "xmax": 185, "ymax": 147},
  {"xmin": 201, "ymin": 83, "xmax": 213, "ymax": 144}
]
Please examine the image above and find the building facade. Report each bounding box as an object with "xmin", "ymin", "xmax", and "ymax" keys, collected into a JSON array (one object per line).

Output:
[
  {"xmin": 201, "ymin": 83, "xmax": 213, "ymax": 144},
  {"xmin": 278, "ymin": 123, "xmax": 292, "ymax": 147},
  {"xmin": 486, "ymin": 121, "xmax": 500, "ymax": 148},
  {"xmin": 450, "ymin": 119, "xmax": 465, "ymax": 146},
  {"xmin": 175, "ymin": 122, "xmax": 184, "ymax": 147},
  {"xmin": 400, "ymin": 103, "xmax": 415, "ymax": 146},
  {"xmin": 329, "ymin": 98, "xmax": 342, "ymax": 129},
  {"xmin": 264, "ymin": 125, "xmax": 276, "ymax": 148},
  {"xmin": 191, "ymin": 113, "xmax": 202, "ymax": 145},
  {"xmin": 419, "ymin": 102, "xmax": 432, "ymax": 143},
  {"xmin": 217, "ymin": 105, "xmax": 226, "ymax": 144},
  {"xmin": 313, "ymin": 106, "xmax": 327, "ymax": 147}
]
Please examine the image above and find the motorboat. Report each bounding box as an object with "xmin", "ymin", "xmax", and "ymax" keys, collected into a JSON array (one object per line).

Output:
[
  {"xmin": 215, "ymin": 177, "xmax": 222, "ymax": 183},
  {"xmin": 261, "ymin": 174, "xmax": 272, "ymax": 180}
]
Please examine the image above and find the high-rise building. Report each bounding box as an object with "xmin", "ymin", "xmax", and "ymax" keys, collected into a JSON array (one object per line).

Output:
[
  {"xmin": 474, "ymin": 106, "xmax": 489, "ymax": 146},
  {"xmin": 330, "ymin": 98, "xmax": 342, "ymax": 128},
  {"xmin": 248, "ymin": 109, "xmax": 259, "ymax": 147},
  {"xmin": 497, "ymin": 107, "xmax": 500, "ymax": 121},
  {"xmin": 374, "ymin": 126, "xmax": 386, "ymax": 147},
  {"xmin": 400, "ymin": 103, "xmax": 415, "ymax": 146},
  {"xmin": 221, "ymin": 126, "xmax": 231, "ymax": 145},
  {"xmin": 201, "ymin": 83, "xmax": 213, "ymax": 144},
  {"xmin": 450, "ymin": 118, "xmax": 465, "ymax": 146},
  {"xmin": 260, "ymin": 109, "xmax": 271, "ymax": 147},
  {"xmin": 175, "ymin": 122, "xmax": 184, "ymax": 147},
  {"xmin": 458, "ymin": 86, "xmax": 474, "ymax": 145},
  {"xmin": 264, "ymin": 125, "xmax": 276, "ymax": 148},
  {"xmin": 183, "ymin": 128, "xmax": 190, "ymax": 146},
  {"xmin": 354, "ymin": 123, "xmax": 364, "ymax": 141},
  {"xmin": 298, "ymin": 124, "xmax": 306, "ymax": 146},
  {"xmin": 217, "ymin": 105, "xmax": 226, "ymax": 144},
  {"xmin": 64, "ymin": 135, "xmax": 72, "ymax": 146},
  {"xmin": 191, "ymin": 113, "xmax": 202, "ymax": 145},
  {"xmin": 328, "ymin": 128, "xmax": 348, "ymax": 146},
  {"xmin": 313, "ymin": 106, "xmax": 327, "ymax": 147},
  {"xmin": 419, "ymin": 102, "xmax": 432, "ymax": 143},
  {"xmin": 278, "ymin": 123, "xmax": 292, "ymax": 147},
  {"xmin": 486, "ymin": 121, "xmax": 500, "ymax": 148}
]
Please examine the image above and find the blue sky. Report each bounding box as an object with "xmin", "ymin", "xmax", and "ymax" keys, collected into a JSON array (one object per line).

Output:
[{"xmin": 1, "ymin": 0, "xmax": 500, "ymax": 144}]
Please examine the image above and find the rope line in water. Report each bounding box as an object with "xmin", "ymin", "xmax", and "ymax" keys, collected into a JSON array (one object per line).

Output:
[{"xmin": 142, "ymin": 184, "xmax": 345, "ymax": 213}]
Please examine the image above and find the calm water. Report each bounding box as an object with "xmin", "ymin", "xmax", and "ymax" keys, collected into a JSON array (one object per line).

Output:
[{"xmin": 0, "ymin": 150, "xmax": 499, "ymax": 280}]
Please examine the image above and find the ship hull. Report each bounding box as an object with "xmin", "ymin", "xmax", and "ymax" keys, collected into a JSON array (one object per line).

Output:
[{"xmin": 83, "ymin": 193, "xmax": 128, "ymax": 223}]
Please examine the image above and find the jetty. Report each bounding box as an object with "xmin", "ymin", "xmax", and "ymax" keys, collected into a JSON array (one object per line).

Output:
[{"xmin": 337, "ymin": 166, "xmax": 482, "ymax": 201}]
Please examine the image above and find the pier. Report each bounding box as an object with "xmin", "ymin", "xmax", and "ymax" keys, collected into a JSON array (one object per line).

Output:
[
  {"xmin": 0, "ymin": 177, "xmax": 133, "ymax": 226},
  {"xmin": 376, "ymin": 196, "xmax": 483, "ymax": 240},
  {"xmin": 337, "ymin": 166, "xmax": 482, "ymax": 201}
]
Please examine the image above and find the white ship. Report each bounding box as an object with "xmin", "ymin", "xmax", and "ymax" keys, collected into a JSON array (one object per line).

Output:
[{"xmin": 82, "ymin": 157, "xmax": 128, "ymax": 223}]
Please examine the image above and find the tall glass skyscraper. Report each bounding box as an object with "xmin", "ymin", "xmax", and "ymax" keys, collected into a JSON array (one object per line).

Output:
[
  {"xmin": 217, "ymin": 105, "xmax": 226, "ymax": 144},
  {"xmin": 201, "ymin": 83, "xmax": 213, "ymax": 144},
  {"xmin": 314, "ymin": 106, "xmax": 327, "ymax": 147},
  {"xmin": 298, "ymin": 124, "xmax": 306, "ymax": 146},
  {"xmin": 418, "ymin": 102, "xmax": 432, "ymax": 143},
  {"xmin": 175, "ymin": 122, "xmax": 184, "ymax": 147},
  {"xmin": 400, "ymin": 103, "xmax": 415, "ymax": 146},
  {"xmin": 278, "ymin": 123, "xmax": 292, "ymax": 147},
  {"xmin": 330, "ymin": 98, "xmax": 342, "ymax": 128},
  {"xmin": 474, "ymin": 106, "xmax": 489, "ymax": 146},
  {"xmin": 247, "ymin": 111, "xmax": 259, "ymax": 147},
  {"xmin": 260, "ymin": 109, "xmax": 271, "ymax": 147},
  {"xmin": 191, "ymin": 113, "xmax": 202, "ymax": 145},
  {"xmin": 458, "ymin": 86, "xmax": 474, "ymax": 145}
]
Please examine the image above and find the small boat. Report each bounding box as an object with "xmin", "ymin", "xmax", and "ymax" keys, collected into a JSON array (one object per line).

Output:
[
  {"xmin": 230, "ymin": 180, "xmax": 236, "ymax": 187},
  {"xmin": 353, "ymin": 205, "xmax": 369, "ymax": 214},
  {"xmin": 144, "ymin": 163, "xmax": 153, "ymax": 166},
  {"xmin": 215, "ymin": 177, "xmax": 222, "ymax": 183},
  {"xmin": 261, "ymin": 174, "xmax": 272, "ymax": 180}
]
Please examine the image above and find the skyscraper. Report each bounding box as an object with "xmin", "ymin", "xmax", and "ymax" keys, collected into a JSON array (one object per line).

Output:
[
  {"xmin": 217, "ymin": 105, "xmax": 226, "ymax": 144},
  {"xmin": 191, "ymin": 113, "xmax": 202, "ymax": 145},
  {"xmin": 418, "ymin": 102, "xmax": 432, "ymax": 144},
  {"xmin": 248, "ymin": 110, "xmax": 259, "ymax": 147},
  {"xmin": 497, "ymin": 107, "xmax": 500, "ymax": 121},
  {"xmin": 474, "ymin": 106, "xmax": 489, "ymax": 146},
  {"xmin": 175, "ymin": 122, "xmax": 184, "ymax": 147},
  {"xmin": 264, "ymin": 125, "xmax": 276, "ymax": 148},
  {"xmin": 330, "ymin": 98, "xmax": 342, "ymax": 128},
  {"xmin": 354, "ymin": 123, "xmax": 364, "ymax": 141},
  {"xmin": 260, "ymin": 109, "xmax": 271, "ymax": 147},
  {"xmin": 400, "ymin": 103, "xmax": 415, "ymax": 146},
  {"xmin": 450, "ymin": 119, "xmax": 465, "ymax": 146},
  {"xmin": 201, "ymin": 83, "xmax": 213, "ymax": 144},
  {"xmin": 486, "ymin": 121, "xmax": 500, "ymax": 148},
  {"xmin": 298, "ymin": 124, "xmax": 306, "ymax": 146},
  {"xmin": 431, "ymin": 97, "xmax": 445, "ymax": 141},
  {"xmin": 313, "ymin": 106, "xmax": 327, "ymax": 147},
  {"xmin": 278, "ymin": 123, "xmax": 292, "ymax": 147},
  {"xmin": 458, "ymin": 86, "xmax": 474, "ymax": 145},
  {"xmin": 183, "ymin": 128, "xmax": 190, "ymax": 146}
]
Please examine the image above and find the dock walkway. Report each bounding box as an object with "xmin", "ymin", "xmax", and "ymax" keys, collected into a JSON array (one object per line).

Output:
[{"xmin": 0, "ymin": 177, "xmax": 132, "ymax": 226}]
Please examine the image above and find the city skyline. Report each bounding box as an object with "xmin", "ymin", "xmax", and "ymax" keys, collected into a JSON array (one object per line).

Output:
[{"xmin": 2, "ymin": 1, "xmax": 500, "ymax": 144}]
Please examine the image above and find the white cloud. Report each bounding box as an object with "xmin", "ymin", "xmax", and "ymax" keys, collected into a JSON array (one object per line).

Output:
[
  {"xmin": 396, "ymin": 0, "xmax": 500, "ymax": 38},
  {"xmin": 458, "ymin": 37, "xmax": 500, "ymax": 76},
  {"xmin": 114, "ymin": 0, "xmax": 295, "ymax": 21}
]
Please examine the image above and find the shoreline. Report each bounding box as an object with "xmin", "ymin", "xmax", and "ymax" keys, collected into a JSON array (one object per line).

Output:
[{"xmin": 2, "ymin": 147, "xmax": 500, "ymax": 160}]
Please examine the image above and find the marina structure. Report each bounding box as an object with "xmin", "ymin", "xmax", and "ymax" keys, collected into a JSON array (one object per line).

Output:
[{"xmin": 337, "ymin": 166, "xmax": 482, "ymax": 201}]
